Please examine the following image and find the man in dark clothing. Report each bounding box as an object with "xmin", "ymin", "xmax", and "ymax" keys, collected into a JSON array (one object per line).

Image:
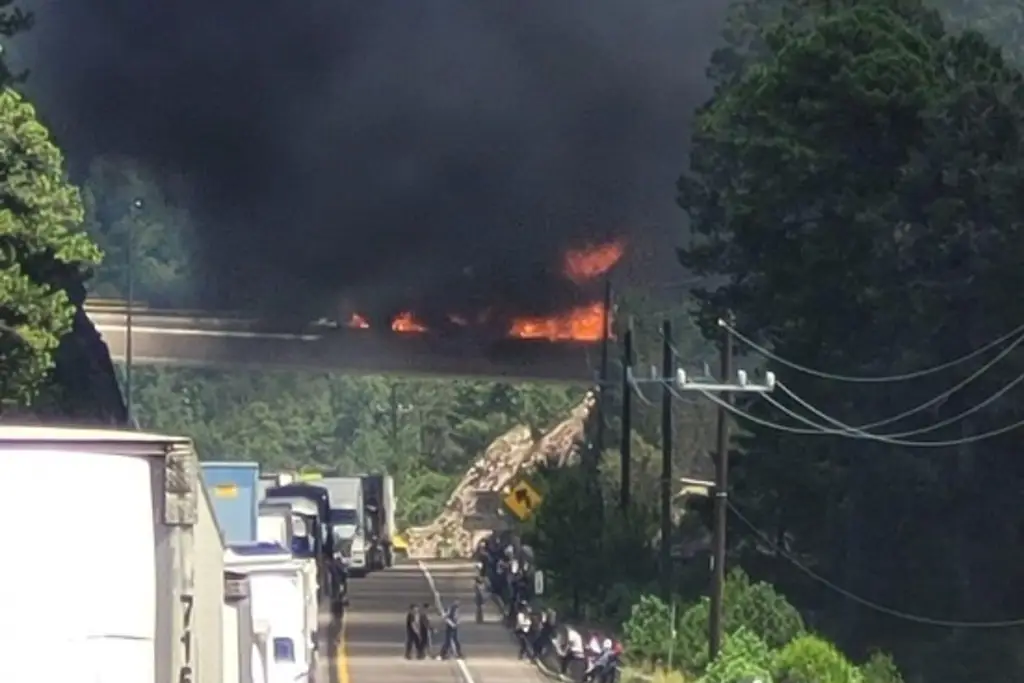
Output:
[
  {"xmin": 437, "ymin": 600, "xmax": 463, "ymax": 659},
  {"xmin": 404, "ymin": 604, "xmax": 420, "ymax": 659},
  {"xmin": 534, "ymin": 610, "xmax": 556, "ymax": 660},
  {"xmin": 416, "ymin": 603, "xmax": 432, "ymax": 659}
]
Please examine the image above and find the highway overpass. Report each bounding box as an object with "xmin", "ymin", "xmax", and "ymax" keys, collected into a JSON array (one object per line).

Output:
[{"xmin": 87, "ymin": 307, "xmax": 602, "ymax": 383}]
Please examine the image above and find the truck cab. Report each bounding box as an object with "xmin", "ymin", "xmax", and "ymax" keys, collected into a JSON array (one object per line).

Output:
[
  {"xmin": 329, "ymin": 506, "xmax": 367, "ymax": 576},
  {"xmin": 226, "ymin": 543, "xmax": 314, "ymax": 683},
  {"xmin": 264, "ymin": 484, "xmax": 341, "ymax": 601},
  {"xmin": 320, "ymin": 477, "xmax": 369, "ymax": 577}
]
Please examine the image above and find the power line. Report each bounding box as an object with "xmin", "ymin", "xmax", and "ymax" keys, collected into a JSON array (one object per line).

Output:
[
  {"xmin": 772, "ymin": 375, "xmax": 1024, "ymax": 438},
  {"xmin": 727, "ymin": 502, "xmax": 1024, "ymax": 628},
  {"xmin": 698, "ymin": 388, "xmax": 1024, "ymax": 447},
  {"xmin": 721, "ymin": 319, "xmax": 1024, "ymax": 384},
  {"xmin": 678, "ymin": 322, "xmax": 1024, "ymax": 432}
]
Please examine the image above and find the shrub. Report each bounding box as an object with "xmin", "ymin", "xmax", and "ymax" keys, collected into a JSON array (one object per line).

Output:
[
  {"xmin": 772, "ymin": 635, "xmax": 862, "ymax": 683},
  {"xmin": 675, "ymin": 569, "xmax": 805, "ymax": 674},
  {"xmin": 624, "ymin": 594, "xmax": 675, "ymax": 664},
  {"xmin": 860, "ymin": 652, "xmax": 903, "ymax": 683},
  {"xmin": 701, "ymin": 627, "xmax": 774, "ymax": 683}
]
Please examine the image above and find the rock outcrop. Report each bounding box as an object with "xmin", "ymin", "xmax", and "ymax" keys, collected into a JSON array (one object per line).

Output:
[{"xmin": 405, "ymin": 391, "xmax": 596, "ymax": 559}]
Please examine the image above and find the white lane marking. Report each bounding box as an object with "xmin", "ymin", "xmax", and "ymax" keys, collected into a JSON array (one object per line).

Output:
[{"xmin": 417, "ymin": 560, "xmax": 476, "ymax": 683}]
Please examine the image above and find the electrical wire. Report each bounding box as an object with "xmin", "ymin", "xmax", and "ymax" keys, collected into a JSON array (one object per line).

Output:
[
  {"xmin": 721, "ymin": 319, "xmax": 1024, "ymax": 384},
  {"xmin": 771, "ymin": 375, "xmax": 1024, "ymax": 438},
  {"xmin": 697, "ymin": 387, "xmax": 1024, "ymax": 447},
  {"xmin": 669, "ymin": 325, "xmax": 1024, "ymax": 433},
  {"xmin": 727, "ymin": 502, "xmax": 1024, "ymax": 628},
  {"xmin": 627, "ymin": 371, "xmax": 659, "ymax": 406}
]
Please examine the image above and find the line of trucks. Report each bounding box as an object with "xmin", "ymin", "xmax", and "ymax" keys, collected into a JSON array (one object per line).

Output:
[{"xmin": 0, "ymin": 425, "xmax": 398, "ymax": 683}]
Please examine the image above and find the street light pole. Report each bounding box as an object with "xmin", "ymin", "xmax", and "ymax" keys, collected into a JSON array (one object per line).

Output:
[{"xmin": 125, "ymin": 197, "xmax": 143, "ymax": 426}]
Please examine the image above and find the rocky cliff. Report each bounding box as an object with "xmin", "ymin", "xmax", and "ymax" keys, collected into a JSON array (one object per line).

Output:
[{"xmin": 404, "ymin": 391, "xmax": 596, "ymax": 558}]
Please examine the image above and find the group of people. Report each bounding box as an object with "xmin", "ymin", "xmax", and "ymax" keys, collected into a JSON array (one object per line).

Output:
[
  {"xmin": 404, "ymin": 600, "xmax": 463, "ymax": 660},
  {"xmin": 475, "ymin": 532, "xmax": 625, "ymax": 683}
]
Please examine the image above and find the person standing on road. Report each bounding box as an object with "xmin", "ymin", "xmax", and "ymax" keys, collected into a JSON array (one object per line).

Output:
[
  {"xmin": 514, "ymin": 602, "xmax": 533, "ymax": 660},
  {"xmin": 559, "ymin": 624, "xmax": 586, "ymax": 678},
  {"xmin": 404, "ymin": 604, "xmax": 420, "ymax": 659},
  {"xmin": 416, "ymin": 602, "xmax": 432, "ymax": 659},
  {"xmin": 437, "ymin": 600, "xmax": 464, "ymax": 660}
]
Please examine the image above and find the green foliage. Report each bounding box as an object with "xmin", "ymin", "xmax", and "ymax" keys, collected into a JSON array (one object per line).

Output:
[
  {"xmin": 677, "ymin": 0, "xmax": 1024, "ymax": 680},
  {"xmin": 859, "ymin": 652, "xmax": 903, "ymax": 683},
  {"xmin": 0, "ymin": 89, "xmax": 100, "ymax": 405},
  {"xmin": 772, "ymin": 636, "xmax": 862, "ymax": 683},
  {"xmin": 127, "ymin": 366, "xmax": 585, "ymax": 527},
  {"xmin": 675, "ymin": 569, "xmax": 805, "ymax": 674},
  {"xmin": 623, "ymin": 594, "xmax": 675, "ymax": 664},
  {"xmin": 700, "ymin": 628, "xmax": 773, "ymax": 683}
]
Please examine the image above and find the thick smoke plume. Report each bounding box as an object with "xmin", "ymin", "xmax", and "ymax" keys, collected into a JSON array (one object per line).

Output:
[{"xmin": 25, "ymin": 0, "xmax": 726, "ymax": 327}]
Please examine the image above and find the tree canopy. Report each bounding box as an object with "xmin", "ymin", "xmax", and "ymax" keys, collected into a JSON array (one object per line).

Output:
[
  {"xmin": 0, "ymin": 89, "xmax": 100, "ymax": 405},
  {"xmin": 678, "ymin": 0, "xmax": 1024, "ymax": 680}
]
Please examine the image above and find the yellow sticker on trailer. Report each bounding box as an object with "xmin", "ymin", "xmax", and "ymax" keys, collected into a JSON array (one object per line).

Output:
[
  {"xmin": 297, "ymin": 472, "xmax": 323, "ymax": 481},
  {"xmin": 213, "ymin": 483, "xmax": 238, "ymax": 498}
]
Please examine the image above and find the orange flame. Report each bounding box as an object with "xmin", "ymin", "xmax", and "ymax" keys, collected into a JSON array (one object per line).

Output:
[
  {"xmin": 508, "ymin": 302, "xmax": 610, "ymax": 342},
  {"xmin": 391, "ymin": 311, "xmax": 428, "ymax": 333},
  {"xmin": 340, "ymin": 240, "xmax": 622, "ymax": 340},
  {"xmin": 563, "ymin": 240, "xmax": 625, "ymax": 284}
]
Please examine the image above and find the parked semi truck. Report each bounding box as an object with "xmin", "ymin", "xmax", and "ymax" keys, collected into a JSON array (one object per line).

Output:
[
  {"xmin": 227, "ymin": 543, "xmax": 315, "ymax": 683},
  {"xmin": 0, "ymin": 426, "xmax": 227, "ymax": 683},
  {"xmin": 319, "ymin": 477, "xmax": 369, "ymax": 575},
  {"xmin": 202, "ymin": 461, "xmax": 260, "ymax": 544},
  {"xmin": 264, "ymin": 483, "xmax": 343, "ymax": 603},
  {"xmin": 360, "ymin": 474, "xmax": 396, "ymax": 570}
]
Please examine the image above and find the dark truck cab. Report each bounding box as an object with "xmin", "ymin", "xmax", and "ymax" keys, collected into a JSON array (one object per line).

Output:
[{"xmin": 264, "ymin": 483, "xmax": 342, "ymax": 602}]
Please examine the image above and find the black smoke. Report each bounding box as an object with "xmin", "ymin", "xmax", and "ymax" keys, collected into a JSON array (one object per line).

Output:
[{"xmin": 23, "ymin": 0, "xmax": 727, "ymax": 327}]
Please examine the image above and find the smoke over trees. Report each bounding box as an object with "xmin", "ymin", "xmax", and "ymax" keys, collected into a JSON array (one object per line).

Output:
[{"xmin": 16, "ymin": 0, "xmax": 729, "ymax": 323}]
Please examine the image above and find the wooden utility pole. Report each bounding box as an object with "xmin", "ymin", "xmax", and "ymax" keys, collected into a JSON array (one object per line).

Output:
[
  {"xmin": 708, "ymin": 319, "xmax": 734, "ymax": 660},
  {"xmin": 592, "ymin": 279, "xmax": 613, "ymax": 474},
  {"xmin": 659, "ymin": 320, "xmax": 674, "ymax": 602},
  {"xmin": 619, "ymin": 324, "xmax": 633, "ymax": 511}
]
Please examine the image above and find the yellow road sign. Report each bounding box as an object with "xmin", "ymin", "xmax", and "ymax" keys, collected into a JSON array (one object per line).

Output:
[{"xmin": 503, "ymin": 480, "xmax": 543, "ymax": 520}]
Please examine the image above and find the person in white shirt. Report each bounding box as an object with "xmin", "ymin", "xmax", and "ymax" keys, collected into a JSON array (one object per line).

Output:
[
  {"xmin": 514, "ymin": 605, "xmax": 533, "ymax": 659},
  {"xmin": 560, "ymin": 626, "xmax": 585, "ymax": 676},
  {"xmin": 584, "ymin": 639, "xmax": 616, "ymax": 682}
]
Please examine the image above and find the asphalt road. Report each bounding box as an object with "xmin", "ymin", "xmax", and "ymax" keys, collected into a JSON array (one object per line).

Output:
[{"xmin": 335, "ymin": 561, "xmax": 550, "ymax": 683}]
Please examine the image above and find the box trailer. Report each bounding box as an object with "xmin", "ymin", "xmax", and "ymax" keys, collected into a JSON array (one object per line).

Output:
[
  {"xmin": 0, "ymin": 426, "xmax": 224, "ymax": 683},
  {"xmin": 202, "ymin": 462, "xmax": 260, "ymax": 544}
]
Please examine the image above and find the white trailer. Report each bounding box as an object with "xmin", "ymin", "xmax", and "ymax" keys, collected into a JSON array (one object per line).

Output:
[{"xmin": 0, "ymin": 426, "xmax": 224, "ymax": 683}]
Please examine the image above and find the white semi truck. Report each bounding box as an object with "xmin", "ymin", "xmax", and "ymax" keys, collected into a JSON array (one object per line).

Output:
[
  {"xmin": 319, "ymin": 477, "xmax": 369, "ymax": 575},
  {"xmin": 0, "ymin": 426, "xmax": 226, "ymax": 683},
  {"xmin": 226, "ymin": 543, "xmax": 314, "ymax": 683}
]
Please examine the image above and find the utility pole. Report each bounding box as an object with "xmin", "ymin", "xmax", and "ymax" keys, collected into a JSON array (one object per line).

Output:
[
  {"xmin": 709, "ymin": 316, "xmax": 735, "ymax": 661},
  {"xmin": 659, "ymin": 320, "xmax": 673, "ymax": 602},
  {"xmin": 389, "ymin": 383, "xmax": 399, "ymax": 452},
  {"xmin": 592, "ymin": 278, "xmax": 613, "ymax": 474},
  {"xmin": 619, "ymin": 323, "xmax": 633, "ymax": 512},
  {"xmin": 629, "ymin": 318, "xmax": 776, "ymax": 661}
]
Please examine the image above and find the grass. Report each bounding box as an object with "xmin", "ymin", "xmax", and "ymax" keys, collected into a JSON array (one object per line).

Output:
[{"xmin": 622, "ymin": 666, "xmax": 692, "ymax": 683}]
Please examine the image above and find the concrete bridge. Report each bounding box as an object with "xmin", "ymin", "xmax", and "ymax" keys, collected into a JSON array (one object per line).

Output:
[{"xmin": 86, "ymin": 305, "xmax": 602, "ymax": 383}]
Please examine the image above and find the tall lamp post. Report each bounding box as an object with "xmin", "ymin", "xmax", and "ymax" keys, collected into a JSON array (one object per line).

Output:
[{"xmin": 125, "ymin": 197, "xmax": 144, "ymax": 425}]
